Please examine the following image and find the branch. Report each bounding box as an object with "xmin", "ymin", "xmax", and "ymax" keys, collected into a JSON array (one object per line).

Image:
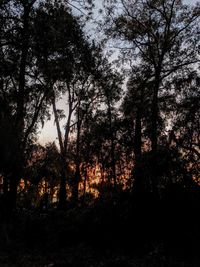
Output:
[
  {"xmin": 169, "ymin": 14, "xmax": 199, "ymax": 44},
  {"xmin": 23, "ymin": 90, "xmax": 48, "ymax": 147},
  {"xmin": 161, "ymin": 60, "xmax": 200, "ymax": 81}
]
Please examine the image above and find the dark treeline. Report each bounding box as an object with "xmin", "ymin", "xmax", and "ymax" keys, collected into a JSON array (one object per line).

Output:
[{"xmin": 0, "ymin": 0, "xmax": 199, "ymax": 266}]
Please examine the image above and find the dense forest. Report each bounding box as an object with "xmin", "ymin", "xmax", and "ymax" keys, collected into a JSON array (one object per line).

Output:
[{"xmin": 0, "ymin": 0, "xmax": 199, "ymax": 266}]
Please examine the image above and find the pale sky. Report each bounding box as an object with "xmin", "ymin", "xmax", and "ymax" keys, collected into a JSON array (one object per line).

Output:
[{"xmin": 38, "ymin": 0, "xmax": 199, "ymax": 145}]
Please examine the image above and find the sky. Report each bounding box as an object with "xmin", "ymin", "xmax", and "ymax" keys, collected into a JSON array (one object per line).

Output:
[{"xmin": 38, "ymin": 0, "xmax": 199, "ymax": 145}]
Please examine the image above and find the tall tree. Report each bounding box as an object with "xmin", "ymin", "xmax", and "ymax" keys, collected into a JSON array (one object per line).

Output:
[
  {"xmin": 34, "ymin": 0, "xmax": 100, "ymax": 207},
  {"xmin": 103, "ymin": 0, "xmax": 200, "ymax": 151},
  {"xmin": 0, "ymin": 0, "xmax": 51, "ymax": 209}
]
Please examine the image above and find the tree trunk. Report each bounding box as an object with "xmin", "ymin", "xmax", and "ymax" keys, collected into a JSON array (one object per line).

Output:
[
  {"xmin": 58, "ymin": 170, "xmax": 67, "ymax": 209},
  {"xmin": 10, "ymin": 3, "xmax": 33, "ymax": 210},
  {"xmin": 72, "ymin": 100, "xmax": 81, "ymax": 205},
  {"xmin": 150, "ymin": 70, "xmax": 161, "ymax": 195},
  {"xmin": 151, "ymin": 71, "xmax": 161, "ymax": 152},
  {"xmin": 133, "ymin": 108, "xmax": 143, "ymax": 193},
  {"xmin": 82, "ymin": 167, "xmax": 87, "ymax": 203},
  {"xmin": 72, "ymin": 168, "xmax": 80, "ymax": 205},
  {"xmin": 52, "ymin": 94, "xmax": 67, "ymax": 209},
  {"xmin": 107, "ymin": 102, "xmax": 117, "ymax": 189},
  {"xmin": 134, "ymin": 108, "xmax": 142, "ymax": 157}
]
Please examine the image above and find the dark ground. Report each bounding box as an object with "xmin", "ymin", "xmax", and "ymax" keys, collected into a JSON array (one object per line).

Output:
[{"xmin": 1, "ymin": 188, "xmax": 200, "ymax": 267}]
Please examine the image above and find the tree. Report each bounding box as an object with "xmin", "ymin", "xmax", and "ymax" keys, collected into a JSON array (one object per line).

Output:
[
  {"xmin": 75, "ymin": 59, "xmax": 123, "ymax": 198},
  {"xmin": 169, "ymin": 71, "xmax": 200, "ymax": 183},
  {"xmin": 34, "ymin": 0, "xmax": 101, "ymax": 207},
  {"xmin": 98, "ymin": 63, "xmax": 122, "ymax": 189},
  {"xmin": 103, "ymin": 0, "xmax": 200, "ymax": 152},
  {"xmin": 24, "ymin": 142, "xmax": 62, "ymax": 208},
  {"xmin": 123, "ymin": 64, "xmax": 153, "ymax": 157},
  {"xmin": 0, "ymin": 0, "xmax": 51, "ymax": 209}
]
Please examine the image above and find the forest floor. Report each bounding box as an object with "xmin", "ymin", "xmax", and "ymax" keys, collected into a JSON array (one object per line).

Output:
[
  {"xmin": 1, "ymin": 192, "xmax": 200, "ymax": 267},
  {"xmin": 1, "ymin": 244, "xmax": 200, "ymax": 267},
  {"xmin": 1, "ymin": 226, "xmax": 200, "ymax": 267}
]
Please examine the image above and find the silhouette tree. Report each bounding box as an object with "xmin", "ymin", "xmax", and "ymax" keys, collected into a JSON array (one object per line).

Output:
[
  {"xmin": 170, "ymin": 71, "xmax": 200, "ymax": 183},
  {"xmin": 24, "ymin": 142, "xmax": 62, "ymax": 208},
  {"xmin": 34, "ymin": 1, "xmax": 104, "ymax": 207},
  {"xmin": 0, "ymin": 0, "xmax": 52, "ymax": 210},
  {"xmin": 103, "ymin": 0, "xmax": 200, "ymax": 152}
]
